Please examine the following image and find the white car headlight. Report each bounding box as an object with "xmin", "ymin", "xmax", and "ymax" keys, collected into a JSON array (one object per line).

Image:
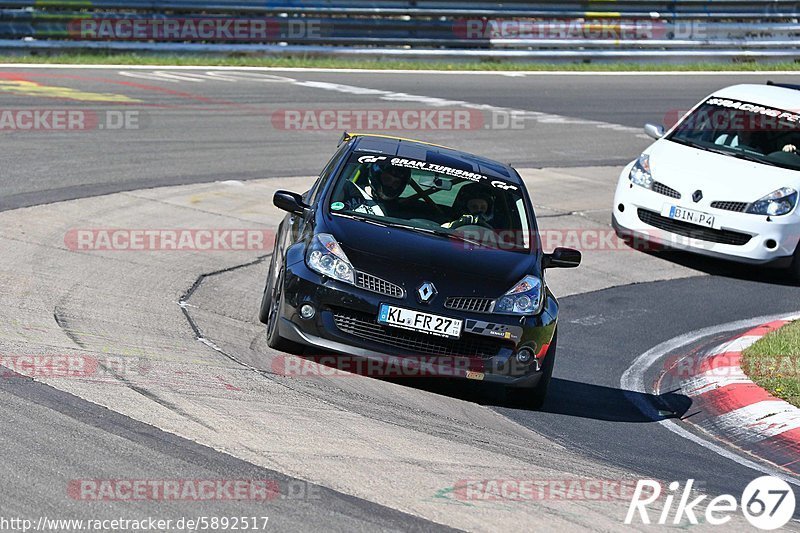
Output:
[
  {"xmin": 306, "ymin": 233, "xmax": 355, "ymax": 284},
  {"xmin": 493, "ymin": 275, "xmax": 544, "ymax": 316},
  {"xmin": 628, "ymin": 154, "xmax": 654, "ymax": 190},
  {"xmin": 746, "ymin": 187, "xmax": 798, "ymax": 216}
]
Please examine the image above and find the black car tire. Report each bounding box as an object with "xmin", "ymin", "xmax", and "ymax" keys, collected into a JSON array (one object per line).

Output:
[
  {"xmin": 788, "ymin": 244, "xmax": 800, "ymax": 285},
  {"xmin": 506, "ymin": 330, "xmax": 557, "ymax": 410},
  {"xmin": 258, "ymin": 255, "xmax": 276, "ymax": 324},
  {"xmin": 262, "ymin": 259, "xmax": 302, "ymax": 353}
]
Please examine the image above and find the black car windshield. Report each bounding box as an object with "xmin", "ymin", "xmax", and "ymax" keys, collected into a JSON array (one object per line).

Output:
[
  {"xmin": 327, "ymin": 153, "xmax": 532, "ymax": 251},
  {"xmin": 667, "ymin": 97, "xmax": 800, "ymax": 171}
]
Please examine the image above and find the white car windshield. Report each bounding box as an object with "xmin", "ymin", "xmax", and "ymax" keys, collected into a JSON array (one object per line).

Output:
[
  {"xmin": 327, "ymin": 153, "xmax": 532, "ymax": 251},
  {"xmin": 667, "ymin": 97, "xmax": 800, "ymax": 171}
]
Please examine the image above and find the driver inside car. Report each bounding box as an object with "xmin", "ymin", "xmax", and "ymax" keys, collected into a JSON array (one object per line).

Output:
[
  {"xmin": 715, "ymin": 128, "xmax": 798, "ymax": 154},
  {"xmin": 780, "ymin": 134, "xmax": 798, "ymax": 153},
  {"xmin": 341, "ymin": 164, "xmax": 410, "ymax": 216},
  {"xmin": 441, "ymin": 183, "xmax": 495, "ymax": 229}
]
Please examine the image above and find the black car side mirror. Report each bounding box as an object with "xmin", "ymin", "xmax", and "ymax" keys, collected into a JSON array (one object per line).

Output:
[
  {"xmin": 543, "ymin": 247, "xmax": 582, "ymax": 269},
  {"xmin": 274, "ymin": 190, "xmax": 310, "ymax": 216}
]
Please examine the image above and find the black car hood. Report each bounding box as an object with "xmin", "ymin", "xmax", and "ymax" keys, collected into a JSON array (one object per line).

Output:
[{"xmin": 319, "ymin": 214, "xmax": 539, "ymax": 297}]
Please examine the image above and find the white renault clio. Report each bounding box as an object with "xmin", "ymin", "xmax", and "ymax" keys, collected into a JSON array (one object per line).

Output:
[{"xmin": 613, "ymin": 82, "xmax": 800, "ymax": 279}]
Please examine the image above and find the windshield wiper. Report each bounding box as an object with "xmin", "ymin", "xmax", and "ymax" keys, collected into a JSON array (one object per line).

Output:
[
  {"xmin": 386, "ymin": 223, "xmax": 485, "ymax": 247},
  {"xmin": 725, "ymin": 151, "xmax": 778, "ymax": 167},
  {"xmin": 332, "ymin": 212, "xmax": 389, "ymax": 227},
  {"xmin": 669, "ymin": 137, "xmax": 730, "ymax": 156},
  {"xmin": 337, "ymin": 215, "xmax": 490, "ymax": 247},
  {"xmin": 670, "ymin": 137, "xmax": 779, "ymax": 166}
]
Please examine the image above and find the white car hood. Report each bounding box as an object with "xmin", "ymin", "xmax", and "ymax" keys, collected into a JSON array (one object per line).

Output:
[{"xmin": 645, "ymin": 139, "xmax": 797, "ymax": 203}]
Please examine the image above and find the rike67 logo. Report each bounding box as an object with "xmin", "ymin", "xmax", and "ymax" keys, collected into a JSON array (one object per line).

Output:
[{"xmin": 626, "ymin": 477, "xmax": 796, "ymax": 530}]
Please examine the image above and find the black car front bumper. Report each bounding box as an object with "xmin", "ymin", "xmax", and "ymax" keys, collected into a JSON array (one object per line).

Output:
[{"xmin": 278, "ymin": 257, "xmax": 558, "ymax": 388}]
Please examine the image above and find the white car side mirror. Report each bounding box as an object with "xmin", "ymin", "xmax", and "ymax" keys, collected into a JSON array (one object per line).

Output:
[{"xmin": 644, "ymin": 123, "xmax": 665, "ymax": 140}]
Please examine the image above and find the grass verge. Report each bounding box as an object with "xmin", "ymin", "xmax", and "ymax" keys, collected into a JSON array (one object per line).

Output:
[
  {"xmin": 0, "ymin": 53, "xmax": 799, "ymax": 71},
  {"xmin": 741, "ymin": 320, "xmax": 800, "ymax": 407}
]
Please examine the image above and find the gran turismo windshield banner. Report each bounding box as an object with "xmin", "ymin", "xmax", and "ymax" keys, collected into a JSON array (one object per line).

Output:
[{"xmin": 357, "ymin": 155, "xmax": 518, "ymax": 190}]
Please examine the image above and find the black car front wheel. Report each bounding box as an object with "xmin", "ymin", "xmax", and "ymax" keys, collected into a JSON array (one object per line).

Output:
[
  {"xmin": 259, "ymin": 257, "xmax": 302, "ymax": 353},
  {"xmin": 258, "ymin": 250, "xmax": 280, "ymax": 324},
  {"xmin": 506, "ymin": 330, "xmax": 557, "ymax": 410},
  {"xmin": 788, "ymin": 244, "xmax": 800, "ymax": 285}
]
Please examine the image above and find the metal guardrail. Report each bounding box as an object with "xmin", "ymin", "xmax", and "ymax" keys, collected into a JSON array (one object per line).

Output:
[
  {"xmin": 0, "ymin": 1, "xmax": 798, "ymax": 61},
  {"xmin": 2, "ymin": 1, "xmax": 800, "ymax": 18}
]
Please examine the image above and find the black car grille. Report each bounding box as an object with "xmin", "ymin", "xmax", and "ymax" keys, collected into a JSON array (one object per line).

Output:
[
  {"xmin": 652, "ymin": 181, "xmax": 681, "ymax": 199},
  {"xmin": 331, "ymin": 308, "xmax": 511, "ymax": 359},
  {"xmin": 637, "ymin": 209, "xmax": 752, "ymax": 246},
  {"xmin": 710, "ymin": 201, "xmax": 749, "ymax": 213},
  {"xmin": 355, "ymin": 271, "xmax": 404, "ymax": 299},
  {"xmin": 444, "ymin": 297, "xmax": 494, "ymax": 313}
]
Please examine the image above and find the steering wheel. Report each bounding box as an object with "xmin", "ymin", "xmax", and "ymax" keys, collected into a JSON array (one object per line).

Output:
[
  {"xmin": 453, "ymin": 223, "xmax": 494, "ymax": 234},
  {"xmin": 408, "ymin": 218, "xmax": 441, "ymax": 229},
  {"xmin": 456, "ymin": 217, "xmax": 494, "ymax": 230},
  {"xmin": 451, "ymin": 225, "xmax": 497, "ymax": 247}
]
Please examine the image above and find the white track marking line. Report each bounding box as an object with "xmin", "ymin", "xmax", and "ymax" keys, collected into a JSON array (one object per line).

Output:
[
  {"xmin": 7, "ymin": 64, "xmax": 789, "ymax": 135},
  {"xmin": 293, "ymin": 79, "xmax": 642, "ymax": 134},
  {"xmin": 620, "ymin": 311, "xmax": 800, "ymax": 487},
  {"xmin": 713, "ymin": 401, "xmax": 800, "ymax": 443},
  {"xmin": 706, "ymin": 335, "xmax": 762, "ymax": 356},
  {"xmin": 681, "ymin": 370, "xmax": 751, "ymax": 396},
  {"xmin": 1, "ymin": 64, "xmax": 800, "ymax": 75},
  {"xmin": 119, "ymin": 70, "xmax": 205, "ymax": 82},
  {"xmin": 118, "ymin": 70, "xmax": 296, "ymax": 83}
]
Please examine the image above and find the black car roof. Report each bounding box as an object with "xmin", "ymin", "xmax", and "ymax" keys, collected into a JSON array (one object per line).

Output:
[{"xmin": 349, "ymin": 134, "xmax": 521, "ymax": 185}]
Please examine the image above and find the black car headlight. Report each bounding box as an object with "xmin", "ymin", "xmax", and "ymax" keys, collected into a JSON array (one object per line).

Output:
[
  {"xmin": 628, "ymin": 154, "xmax": 654, "ymax": 190},
  {"xmin": 493, "ymin": 275, "xmax": 544, "ymax": 316},
  {"xmin": 746, "ymin": 187, "xmax": 798, "ymax": 216},
  {"xmin": 306, "ymin": 233, "xmax": 355, "ymax": 285}
]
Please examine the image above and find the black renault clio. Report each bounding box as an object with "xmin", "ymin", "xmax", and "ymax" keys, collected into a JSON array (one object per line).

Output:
[{"xmin": 259, "ymin": 133, "xmax": 580, "ymax": 408}]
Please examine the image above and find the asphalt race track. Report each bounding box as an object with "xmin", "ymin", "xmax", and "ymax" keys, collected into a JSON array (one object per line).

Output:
[
  {"xmin": 3, "ymin": 66, "xmax": 800, "ymax": 531},
  {"xmin": 7, "ymin": 68, "xmax": 794, "ymax": 211}
]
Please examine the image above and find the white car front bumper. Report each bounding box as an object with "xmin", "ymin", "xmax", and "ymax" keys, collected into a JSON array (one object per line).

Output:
[{"xmin": 612, "ymin": 164, "xmax": 800, "ymax": 265}]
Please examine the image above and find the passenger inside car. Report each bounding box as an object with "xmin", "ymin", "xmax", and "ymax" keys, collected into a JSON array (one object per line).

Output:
[
  {"xmin": 329, "ymin": 155, "xmax": 532, "ymax": 251},
  {"xmin": 714, "ymin": 129, "xmax": 771, "ymax": 153},
  {"xmin": 441, "ymin": 183, "xmax": 496, "ymax": 229}
]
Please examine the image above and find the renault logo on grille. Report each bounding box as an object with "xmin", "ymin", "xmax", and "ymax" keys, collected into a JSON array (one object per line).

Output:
[
  {"xmin": 416, "ymin": 281, "xmax": 437, "ymax": 304},
  {"xmin": 692, "ymin": 190, "xmax": 703, "ymax": 203}
]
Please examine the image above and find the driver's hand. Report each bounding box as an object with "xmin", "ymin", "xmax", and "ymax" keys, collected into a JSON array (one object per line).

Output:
[
  {"xmin": 442, "ymin": 214, "xmax": 475, "ymax": 229},
  {"xmin": 445, "ymin": 214, "xmax": 489, "ymax": 229},
  {"xmin": 782, "ymin": 144, "xmax": 797, "ymax": 153}
]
